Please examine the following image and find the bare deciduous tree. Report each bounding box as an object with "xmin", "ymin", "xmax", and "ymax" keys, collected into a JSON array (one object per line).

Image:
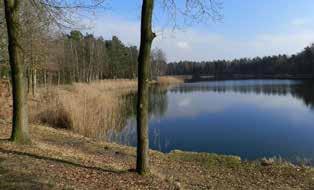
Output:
[
  {"xmin": 4, "ymin": 0, "xmax": 30, "ymax": 144},
  {"xmin": 136, "ymin": 0, "xmax": 221, "ymax": 175},
  {"xmin": 151, "ymin": 48, "xmax": 167, "ymax": 78}
]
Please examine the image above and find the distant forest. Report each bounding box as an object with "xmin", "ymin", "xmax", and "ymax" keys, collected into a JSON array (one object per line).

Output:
[
  {"xmin": 167, "ymin": 44, "xmax": 314, "ymax": 78},
  {"xmin": 0, "ymin": 30, "xmax": 167, "ymax": 85}
]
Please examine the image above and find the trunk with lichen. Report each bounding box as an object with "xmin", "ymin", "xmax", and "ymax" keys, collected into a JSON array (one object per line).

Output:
[
  {"xmin": 4, "ymin": 0, "xmax": 30, "ymax": 144},
  {"xmin": 136, "ymin": 0, "xmax": 155, "ymax": 175}
]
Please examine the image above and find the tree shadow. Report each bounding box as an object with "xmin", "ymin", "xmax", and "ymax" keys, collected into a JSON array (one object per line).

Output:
[
  {"xmin": 0, "ymin": 156, "xmax": 54, "ymax": 189},
  {"xmin": 0, "ymin": 147, "xmax": 133, "ymax": 175},
  {"xmin": 0, "ymin": 167, "xmax": 53, "ymax": 190}
]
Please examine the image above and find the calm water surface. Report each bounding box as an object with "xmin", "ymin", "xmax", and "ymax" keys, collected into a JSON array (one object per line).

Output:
[{"xmin": 107, "ymin": 80, "xmax": 314, "ymax": 164}]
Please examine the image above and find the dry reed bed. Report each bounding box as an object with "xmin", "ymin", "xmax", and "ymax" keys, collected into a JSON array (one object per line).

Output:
[
  {"xmin": 30, "ymin": 80, "xmax": 137, "ymax": 140},
  {"xmin": 157, "ymin": 76, "xmax": 185, "ymax": 85}
]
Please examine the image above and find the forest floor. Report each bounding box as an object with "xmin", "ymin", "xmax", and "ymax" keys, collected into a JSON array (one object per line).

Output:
[
  {"xmin": 1, "ymin": 124, "xmax": 314, "ymax": 190},
  {"xmin": 1, "ymin": 79, "xmax": 314, "ymax": 189}
]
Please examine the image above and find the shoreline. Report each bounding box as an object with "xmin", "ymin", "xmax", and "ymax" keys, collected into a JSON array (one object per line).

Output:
[
  {"xmin": 184, "ymin": 76, "xmax": 314, "ymax": 83},
  {"xmin": 0, "ymin": 124, "xmax": 314, "ymax": 189}
]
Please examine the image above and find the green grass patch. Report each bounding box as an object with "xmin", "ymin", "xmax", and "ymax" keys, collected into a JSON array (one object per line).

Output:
[{"xmin": 169, "ymin": 150, "xmax": 242, "ymax": 168}]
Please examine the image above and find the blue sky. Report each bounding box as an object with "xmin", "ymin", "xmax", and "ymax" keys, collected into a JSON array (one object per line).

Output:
[{"xmin": 82, "ymin": 0, "xmax": 314, "ymax": 62}]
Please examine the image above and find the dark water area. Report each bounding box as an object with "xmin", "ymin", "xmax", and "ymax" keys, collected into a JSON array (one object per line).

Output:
[{"xmin": 107, "ymin": 80, "xmax": 314, "ymax": 164}]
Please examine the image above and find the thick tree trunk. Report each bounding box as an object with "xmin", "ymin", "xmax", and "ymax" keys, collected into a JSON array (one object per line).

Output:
[
  {"xmin": 4, "ymin": 0, "xmax": 31, "ymax": 144},
  {"xmin": 136, "ymin": 0, "xmax": 156, "ymax": 175}
]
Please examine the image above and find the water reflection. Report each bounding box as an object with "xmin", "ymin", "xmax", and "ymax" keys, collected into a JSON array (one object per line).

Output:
[
  {"xmin": 107, "ymin": 80, "xmax": 314, "ymax": 165},
  {"xmin": 292, "ymin": 81, "xmax": 314, "ymax": 109},
  {"xmin": 170, "ymin": 80, "xmax": 314, "ymax": 109},
  {"xmin": 106, "ymin": 86, "xmax": 168, "ymax": 145}
]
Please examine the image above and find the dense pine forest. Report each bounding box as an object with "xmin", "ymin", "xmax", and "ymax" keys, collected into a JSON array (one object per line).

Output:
[{"xmin": 167, "ymin": 44, "xmax": 314, "ymax": 78}]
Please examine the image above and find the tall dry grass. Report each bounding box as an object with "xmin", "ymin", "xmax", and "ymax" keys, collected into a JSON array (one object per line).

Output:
[
  {"xmin": 157, "ymin": 76, "xmax": 185, "ymax": 85},
  {"xmin": 29, "ymin": 80, "xmax": 137, "ymax": 139}
]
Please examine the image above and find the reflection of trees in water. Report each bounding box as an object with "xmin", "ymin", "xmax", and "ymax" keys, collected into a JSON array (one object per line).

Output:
[
  {"xmin": 106, "ymin": 119, "xmax": 137, "ymax": 146},
  {"xmin": 291, "ymin": 81, "xmax": 314, "ymax": 109},
  {"xmin": 148, "ymin": 86, "xmax": 168, "ymax": 119},
  {"xmin": 106, "ymin": 86, "xmax": 169, "ymax": 146},
  {"xmin": 107, "ymin": 118, "xmax": 170, "ymax": 152},
  {"xmin": 170, "ymin": 82, "xmax": 292, "ymax": 96},
  {"xmin": 116, "ymin": 85, "xmax": 169, "ymax": 120},
  {"xmin": 170, "ymin": 81, "xmax": 314, "ymax": 109}
]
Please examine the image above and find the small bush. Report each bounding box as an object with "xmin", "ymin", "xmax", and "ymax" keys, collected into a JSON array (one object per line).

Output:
[{"xmin": 37, "ymin": 106, "xmax": 73, "ymax": 129}]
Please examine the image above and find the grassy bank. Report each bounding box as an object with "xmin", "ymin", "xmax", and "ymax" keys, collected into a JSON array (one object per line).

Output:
[{"xmin": 0, "ymin": 124, "xmax": 314, "ymax": 189}]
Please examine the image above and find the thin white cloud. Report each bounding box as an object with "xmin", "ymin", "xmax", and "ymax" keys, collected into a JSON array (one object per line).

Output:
[
  {"xmin": 291, "ymin": 18, "xmax": 312, "ymax": 27},
  {"xmin": 82, "ymin": 13, "xmax": 314, "ymax": 62},
  {"xmin": 250, "ymin": 30, "xmax": 314, "ymax": 56},
  {"xmin": 81, "ymin": 14, "xmax": 140, "ymax": 46},
  {"xmin": 177, "ymin": 41, "xmax": 190, "ymax": 49}
]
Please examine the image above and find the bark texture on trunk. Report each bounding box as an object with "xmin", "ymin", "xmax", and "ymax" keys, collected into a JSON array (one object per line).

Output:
[
  {"xmin": 4, "ymin": 0, "xmax": 31, "ymax": 144},
  {"xmin": 136, "ymin": 0, "xmax": 156, "ymax": 175}
]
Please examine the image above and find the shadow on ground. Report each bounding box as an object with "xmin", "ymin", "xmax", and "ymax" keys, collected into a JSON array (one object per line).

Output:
[
  {"xmin": 0, "ymin": 147, "xmax": 130, "ymax": 175},
  {"xmin": 0, "ymin": 157, "xmax": 53, "ymax": 190}
]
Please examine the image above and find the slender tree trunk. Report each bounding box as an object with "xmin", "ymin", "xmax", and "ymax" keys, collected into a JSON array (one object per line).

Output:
[
  {"xmin": 4, "ymin": 0, "xmax": 31, "ymax": 144},
  {"xmin": 31, "ymin": 68, "xmax": 36, "ymax": 96},
  {"xmin": 57, "ymin": 71, "xmax": 60, "ymax": 86},
  {"xmin": 136, "ymin": 0, "xmax": 156, "ymax": 175},
  {"xmin": 27, "ymin": 67, "xmax": 30, "ymax": 94},
  {"xmin": 44, "ymin": 70, "xmax": 47, "ymax": 88}
]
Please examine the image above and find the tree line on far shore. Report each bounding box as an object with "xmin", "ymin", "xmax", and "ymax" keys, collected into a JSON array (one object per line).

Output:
[{"xmin": 167, "ymin": 44, "xmax": 314, "ymax": 78}]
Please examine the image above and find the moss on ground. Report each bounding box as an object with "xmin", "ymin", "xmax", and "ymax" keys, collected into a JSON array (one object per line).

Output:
[{"xmin": 169, "ymin": 150, "xmax": 242, "ymax": 169}]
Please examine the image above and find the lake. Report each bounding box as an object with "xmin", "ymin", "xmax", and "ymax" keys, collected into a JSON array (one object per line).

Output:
[{"xmin": 107, "ymin": 80, "xmax": 314, "ymax": 164}]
